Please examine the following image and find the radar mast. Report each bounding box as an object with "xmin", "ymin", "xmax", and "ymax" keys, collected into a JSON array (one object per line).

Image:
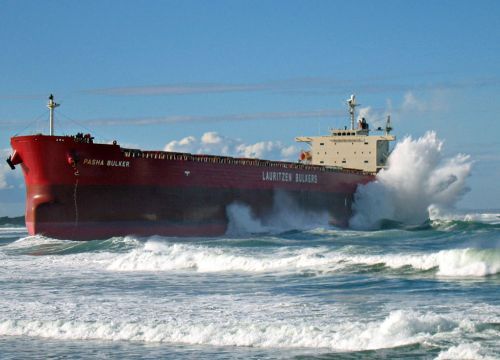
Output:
[
  {"xmin": 347, "ymin": 94, "xmax": 360, "ymax": 130},
  {"xmin": 47, "ymin": 94, "xmax": 60, "ymax": 136}
]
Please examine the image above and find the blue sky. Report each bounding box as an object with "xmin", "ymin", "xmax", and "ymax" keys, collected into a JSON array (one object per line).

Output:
[{"xmin": 1, "ymin": 0, "xmax": 499, "ymax": 216}]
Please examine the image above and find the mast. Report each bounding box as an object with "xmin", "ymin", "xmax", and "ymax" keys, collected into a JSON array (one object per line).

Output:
[
  {"xmin": 47, "ymin": 94, "xmax": 60, "ymax": 136},
  {"xmin": 347, "ymin": 94, "xmax": 359, "ymax": 130},
  {"xmin": 385, "ymin": 115, "xmax": 393, "ymax": 135}
]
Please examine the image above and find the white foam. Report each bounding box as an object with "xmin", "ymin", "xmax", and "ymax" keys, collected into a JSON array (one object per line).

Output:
[
  {"xmin": 107, "ymin": 240, "xmax": 500, "ymax": 277},
  {"xmin": 435, "ymin": 249, "xmax": 500, "ymax": 276},
  {"xmin": 350, "ymin": 132, "xmax": 472, "ymax": 229},
  {"xmin": 7, "ymin": 236, "xmax": 497, "ymax": 278},
  {"xmin": 436, "ymin": 343, "xmax": 495, "ymax": 360},
  {"xmin": 0, "ymin": 310, "xmax": 465, "ymax": 351},
  {"xmin": 107, "ymin": 241, "xmax": 341, "ymax": 273},
  {"xmin": 6, "ymin": 235, "xmax": 69, "ymax": 248},
  {"xmin": 430, "ymin": 210, "xmax": 500, "ymax": 225},
  {"xmin": 463, "ymin": 212, "xmax": 500, "ymax": 225},
  {"xmin": 0, "ymin": 227, "xmax": 27, "ymax": 232},
  {"xmin": 350, "ymin": 248, "xmax": 500, "ymax": 277}
]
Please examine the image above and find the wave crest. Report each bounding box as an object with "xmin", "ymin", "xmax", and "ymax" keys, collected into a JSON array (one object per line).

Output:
[
  {"xmin": 0, "ymin": 310, "xmax": 468, "ymax": 351},
  {"xmin": 106, "ymin": 241, "xmax": 500, "ymax": 277}
]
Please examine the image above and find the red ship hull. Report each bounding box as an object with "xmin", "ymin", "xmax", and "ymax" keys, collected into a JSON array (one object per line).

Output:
[{"xmin": 10, "ymin": 135, "xmax": 374, "ymax": 240}]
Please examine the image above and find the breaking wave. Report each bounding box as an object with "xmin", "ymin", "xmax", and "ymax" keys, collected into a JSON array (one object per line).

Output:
[
  {"xmin": 431, "ymin": 212, "xmax": 500, "ymax": 228},
  {"xmin": 0, "ymin": 310, "xmax": 477, "ymax": 351},
  {"xmin": 0, "ymin": 221, "xmax": 498, "ymax": 358},
  {"xmin": 3, "ymin": 235, "xmax": 141, "ymax": 255},
  {"xmin": 4, "ymin": 231, "xmax": 499, "ymax": 278},
  {"xmin": 350, "ymin": 131, "xmax": 472, "ymax": 229},
  {"xmin": 436, "ymin": 343, "xmax": 495, "ymax": 360},
  {"xmin": 107, "ymin": 240, "xmax": 500, "ymax": 277}
]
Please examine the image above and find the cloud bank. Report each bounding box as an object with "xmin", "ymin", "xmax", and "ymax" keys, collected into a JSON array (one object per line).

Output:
[
  {"xmin": 86, "ymin": 109, "xmax": 349, "ymax": 126},
  {"xmin": 83, "ymin": 75, "xmax": 500, "ymax": 97},
  {"xmin": 164, "ymin": 132, "xmax": 298, "ymax": 161}
]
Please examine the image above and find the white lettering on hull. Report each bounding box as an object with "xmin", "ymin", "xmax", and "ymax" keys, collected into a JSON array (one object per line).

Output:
[
  {"xmin": 83, "ymin": 158, "xmax": 130, "ymax": 168},
  {"xmin": 261, "ymin": 171, "xmax": 318, "ymax": 184}
]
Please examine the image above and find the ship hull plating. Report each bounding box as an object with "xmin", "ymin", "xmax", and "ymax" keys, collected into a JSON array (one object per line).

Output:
[{"xmin": 11, "ymin": 135, "xmax": 373, "ymax": 240}]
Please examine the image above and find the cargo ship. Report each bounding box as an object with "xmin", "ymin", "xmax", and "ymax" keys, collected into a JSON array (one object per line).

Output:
[{"xmin": 7, "ymin": 95, "xmax": 395, "ymax": 240}]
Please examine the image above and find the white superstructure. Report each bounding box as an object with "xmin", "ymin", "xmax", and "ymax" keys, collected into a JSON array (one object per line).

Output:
[{"xmin": 296, "ymin": 95, "xmax": 395, "ymax": 173}]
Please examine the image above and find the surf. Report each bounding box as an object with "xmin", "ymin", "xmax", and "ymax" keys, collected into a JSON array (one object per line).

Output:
[{"xmin": 350, "ymin": 131, "xmax": 472, "ymax": 229}]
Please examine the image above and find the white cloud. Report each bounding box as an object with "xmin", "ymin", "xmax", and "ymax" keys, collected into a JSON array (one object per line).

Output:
[
  {"xmin": 400, "ymin": 90, "xmax": 449, "ymax": 114},
  {"xmin": 164, "ymin": 132, "xmax": 299, "ymax": 161},
  {"xmin": 355, "ymin": 91, "xmax": 449, "ymax": 131},
  {"xmin": 179, "ymin": 136, "xmax": 196, "ymax": 146},
  {"xmin": 200, "ymin": 132, "xmax": 222, "ymax": 144},
  {"xmin": 280, "ymin": 145, "xmax": 297, "ymax": 158},
  {"xmin": 402, "ymin": 92, "xmax": 427, "ymax": 112},
  {"xmin": 164, "ymin": 136, "xmax": 197, "ymax": 153},
  {"xmin": 0, "ymin": 149, "xmax": 17, "ymax": 189}
]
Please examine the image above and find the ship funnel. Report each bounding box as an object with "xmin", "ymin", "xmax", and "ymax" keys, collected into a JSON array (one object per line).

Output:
[{"xmin": 47, "ymin": 94, "xmax": 60, "ymax": 136}]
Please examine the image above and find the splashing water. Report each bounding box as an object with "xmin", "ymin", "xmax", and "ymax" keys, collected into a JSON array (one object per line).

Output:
[
  {"xmin": 226, "ymin": 192, "xmax": 330, "ymax": 235},
  {"xmin": 350, "ymin": 131, "xmax": 472, "ymax": 229}
]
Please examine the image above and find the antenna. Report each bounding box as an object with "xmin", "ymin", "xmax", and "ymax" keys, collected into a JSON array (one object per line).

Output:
[
  {"xmin": 347, "ymin": 94, "xmax": 360, "ymax": 130},
  {"xmin": 385, "ymin": 115, "xmax": 393, "ymax": 135},
  {"xmin": 47, "ymin": 94, "xmax": 60, "ymax": 136}
]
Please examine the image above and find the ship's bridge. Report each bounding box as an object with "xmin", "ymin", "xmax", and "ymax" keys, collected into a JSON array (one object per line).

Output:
[{"xmin": 295, "ymin": 95, "xmax": 395, "ymax": 173}]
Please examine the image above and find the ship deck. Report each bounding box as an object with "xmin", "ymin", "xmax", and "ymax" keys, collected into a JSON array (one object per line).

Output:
[{"xmin": 121, "ymin": 148, "xmax": 373, "ymax": 176}]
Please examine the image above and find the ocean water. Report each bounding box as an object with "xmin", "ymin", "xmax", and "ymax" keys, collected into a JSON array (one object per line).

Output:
[
  {"xmin": 0, "ymin": 212, "xmax": 499, "ymax": 359},
  {"xmin": 1, "ymin": 133, "xmax": 498, "ymax": 359}
]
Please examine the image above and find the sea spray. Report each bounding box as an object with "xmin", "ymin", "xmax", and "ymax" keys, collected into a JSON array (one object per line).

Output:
[
  {"xmin": 226, "ymin": 203, "xmax": 267, "ymax": 235},
  {"xmin": 350, "ymin": 131, "xmax": 472, "ymax": 229},
  {"xmin": 226, "ymin": 191, "xmax": 329, "ymax": 235}
]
